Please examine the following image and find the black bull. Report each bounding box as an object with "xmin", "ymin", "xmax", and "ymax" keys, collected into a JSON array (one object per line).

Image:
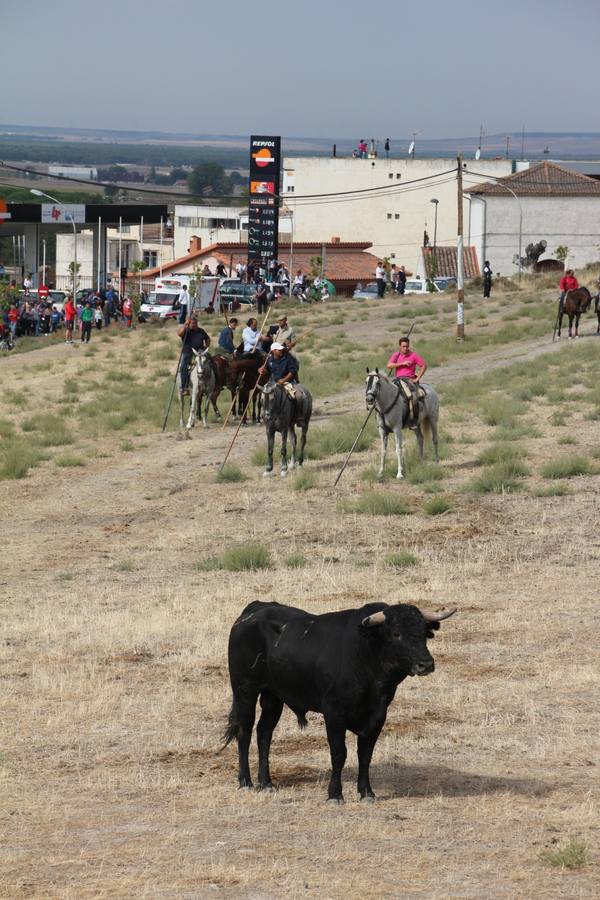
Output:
[{"xmin": 224, "ymin": 600, "xmax": 456, "ymax": 802}]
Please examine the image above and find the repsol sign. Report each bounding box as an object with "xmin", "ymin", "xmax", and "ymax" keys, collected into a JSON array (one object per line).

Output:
[{"xmin": 248, "ymin": 135, "xmax": 281, "ymax": 264}]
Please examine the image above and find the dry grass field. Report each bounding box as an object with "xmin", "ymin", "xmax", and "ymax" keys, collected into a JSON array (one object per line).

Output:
[{"xmin": 1, "ymin": 280, "xmax": 599, "ymax": 898}]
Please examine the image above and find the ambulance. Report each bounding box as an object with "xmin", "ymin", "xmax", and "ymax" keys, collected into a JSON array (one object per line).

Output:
[{"xmin": 138, "ymin": 276, "xmax": 189, "ymax": 322}]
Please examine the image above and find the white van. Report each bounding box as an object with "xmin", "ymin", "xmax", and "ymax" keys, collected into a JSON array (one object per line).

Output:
[{"xmin": 139, "ymin": 275, "xmax": 220, "ymax": 322}]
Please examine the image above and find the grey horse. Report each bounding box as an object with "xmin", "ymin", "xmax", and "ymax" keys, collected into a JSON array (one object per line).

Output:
[
  {"xmin": 178, "ymin": 349, "xmax": 218, "ymax": 434},
  {"xmin": 365, "ymin": 369, "xmax": 440, "ymax": 479},
  {"xmin": 257, "ymin": 381, "xmax": 313, "ymax": 477}
]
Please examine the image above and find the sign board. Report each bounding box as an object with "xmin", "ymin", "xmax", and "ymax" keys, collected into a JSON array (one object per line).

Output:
[
  {"xmin": 0, "ymin": 199, "xmax": 11, "ymax": 221},
  {"xmin": 41, "ymin": 203, "xmax": 86, "ymax": 224},
  {"xmin": 248, "ymin": 135, "xmax": 280, "ymax": 264}
]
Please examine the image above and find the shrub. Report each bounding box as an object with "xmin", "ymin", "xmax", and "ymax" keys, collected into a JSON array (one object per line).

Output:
[
  {"xmin": 194, "ymin": 557, "xmax": 224, "ymax": 572},
  {"xmin": 540, "ymin": 837, "xmax": 589, "ymax": 870},
  {"xmin": 0, "ymin": 419, "xmax": 16, "ymax": 438},
  {"xmin": 494, "ymin": 421, "xmax": 541, "ymax": 441},
  {"xmin": 481, "ymin": 396, "xmax": 522, "ymax": 427},
  {"xmin": 406, "ymin": 461, "xmax": 445, "ymax": 484},
  {"xmin": 540, "ymin": 456, "xmax": 590, "ymax": 479},
  {"xmin": 55, "ymin": 454, "xmax": 85, "ymax": 467},
  {"xmin": 114, "ymin": 559, "xmax": 135, "ymax": 572},
  {"xmin": 469, "ymin": 460, "xmax": 528, "ymax": 494},
  {"xmin": 0, "ymin": 438, "xmax": 44, "ymax": 480},
  {"xmin": 423, "ymin": 496, "xmax": 452, "ymax": 515},
  {"xmin": 215, "ymin": 464, "xmax": 248, "ymax": 483},
  {"xmin": 221, "ymin": 542, "xmax": 271, "ymax": 571},
  {"xmin": 533, "ymin": 484, "xmax": 570, "ymax": 497},
  {"xmin": 285, "ymin": 553, "xmax": 307, "ymax": 569},
  {"xmin": 291, "ymin": 469, "xmax": 317, "ymax": 491},
  {"xmin": 384, "ymin": 550, "xmax": 419, "ymax": 568},
  {"xmin": 342, "ymin": 492, "xmax": 411, "ymax": 516},
  {"xmin": 477, "ymin": 443, "xmax": 527, "ymax": 466},
  {"xmin": 307, "ymin": 415, "xmax": 377, "ymax": 459}
]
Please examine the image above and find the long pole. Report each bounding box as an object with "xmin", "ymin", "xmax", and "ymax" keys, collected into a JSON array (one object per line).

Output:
[
  {"xmin": 159, "ymin": 216, "xmax": 163, "ymax": 279},
  {"xmin": 118, "ymin": 216, "xmax": 122, "ymax": 297},
  {"xmin": 456, "ymin": 155, "xmax": 465, "ymax": 340},
  {"xmin": 289, "ymin": 211, "xmax": 294, "ymax": 296},
  {"xmin": 42, "ymin": 239, "xmax": 46, "ymax": 287},
  {"xmin": 333, "ymin": 407, "xmax": 375, "ymax": 486},
  {"xmin": 139, "ymin": 215, "xmax": 144, "ymax": 297},
  {"xmin": 68, "ymin": 213, "xmax": 77, "ymax": 299}
]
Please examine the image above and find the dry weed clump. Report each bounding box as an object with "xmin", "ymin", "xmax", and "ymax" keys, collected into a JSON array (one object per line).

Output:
[{"xmin": 540, "ymin": 456, "xmax": 591, "ymax": 479}]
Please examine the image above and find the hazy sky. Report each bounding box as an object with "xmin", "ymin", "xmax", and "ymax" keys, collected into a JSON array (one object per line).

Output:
[{"xmin": 3, "ymin": 0, "xmax": 600, "ymax": 139}]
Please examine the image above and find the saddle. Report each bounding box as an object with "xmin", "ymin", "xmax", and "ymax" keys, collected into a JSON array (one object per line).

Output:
[
  {"xmin": 283, "ymin": 382, "xmax": 306, "ymax": 403},
  {"xmin": 393, "ymin": 378, "xmax": 425, "ymax": 426}
]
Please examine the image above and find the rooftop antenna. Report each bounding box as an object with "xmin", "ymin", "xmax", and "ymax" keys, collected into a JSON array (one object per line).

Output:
[
  {"xmin": 475, "ymin": 123, "xmax": 485, "ymax": 160},
  {"xmin": 543, "ymin": 145, "xmax": 550, "ymax": 156},
  {"xmin": 408, "ymin": 131, "xmax": 418, "ymax": 157},
  {"xmin": 521, "ymin": 124, "xmax": 526, "ymax": 160}
]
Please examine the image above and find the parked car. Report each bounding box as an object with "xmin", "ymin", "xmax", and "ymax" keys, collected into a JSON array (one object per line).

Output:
[
  {"xmin": 138, "ymin": 290, "xmax": 181, "ymax": 322},
  {"xmin": 352, "ymin": 282, "xmax": 381, "ymax": 300},
  {"xmin": 403, "ymin": 279, "xmax": 443, "ymax": 295},
  {"xmin": 19, "ymin": 289, "xmax": 68, "ymax": 310},
  {"xmin": 433, "ymin": 276, "xmax": 456, "ymax": 290}
]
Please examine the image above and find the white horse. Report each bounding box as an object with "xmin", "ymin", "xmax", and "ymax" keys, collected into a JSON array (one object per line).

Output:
[
  {"xmin": 365, "ymin": 369, "xmax": 440, "ymax": 479},
  {"xmin": 179, "ymin": 349, "xmax": 217, "ymax": 434}
]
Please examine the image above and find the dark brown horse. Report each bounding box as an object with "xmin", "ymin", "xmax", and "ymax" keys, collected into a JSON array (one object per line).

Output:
[
  {"xmin": 213, "ymin": 354, "xmax": 263, "ymax": 423},
  {"xmin": 595, "ymin": 293, "xmax": 600, "ymax": 335},
  {"xmin": 557, "ymin": 287, "xmax": 592, "ymax": 339}
]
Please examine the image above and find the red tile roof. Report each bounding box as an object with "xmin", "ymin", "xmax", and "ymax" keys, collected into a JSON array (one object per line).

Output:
[
  {"xmin": 422, "ymin": 245, "xmax": 480, "ymax": 278},
  {"xmin": 465, "ymin": 161, "xmax": 600, "ymax": 197},
  {"xmin": 143, "ymin": 241, "xmax": 380, "ymax": 287}
]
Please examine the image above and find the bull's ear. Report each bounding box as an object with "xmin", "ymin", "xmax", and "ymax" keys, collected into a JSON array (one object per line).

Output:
[{"xmin": 361, "ymin": 610, "xmax": 386, "ymax": 628}]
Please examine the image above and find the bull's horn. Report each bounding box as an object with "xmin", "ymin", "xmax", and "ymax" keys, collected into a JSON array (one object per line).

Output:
[
  {"xmin": 419, "ymin": 608, "xmax": 457, "ymax": 623},
  {"xmin": 361, "ymin": 610, "xmax": 386, "ymax": 627}
]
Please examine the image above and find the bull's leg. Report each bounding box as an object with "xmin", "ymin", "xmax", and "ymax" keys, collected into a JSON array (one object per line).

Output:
[
  {"xmin": 378, "ymin": 424, "xmax": 388, "ymax": 478},
  {"xmin": 288, "ymin": 425, "xmax": 297, "ymax": 469},
  {"xmin": 264, "ymin": 426, "xmax": 275, "ymax": 475},
  {"xmin": 325, "ymin": 719, "xmax": 347, "ymax": 803},
  {"xmin": 393, "ymin": 426, "xmax": 404, "ymax": 479},
  {"xmin": 256, "ymin": 691, "xmax": 284, "ymax": 791},
  {"xmin": 357, "ymin": 721, "xmax": 385, "ymax": 801},
  {"xmin": 280, "ymin": 428, "xmax": 288, "ymax": 477},
  {"xmin": 233, "ymin": 696, "xmax": 257, "ymax": 789}
]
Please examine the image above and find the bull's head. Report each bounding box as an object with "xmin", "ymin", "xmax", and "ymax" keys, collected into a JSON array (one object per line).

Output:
[{"xmin": 361, "ymin": 604, "xmax": 456, "ymax": 677}]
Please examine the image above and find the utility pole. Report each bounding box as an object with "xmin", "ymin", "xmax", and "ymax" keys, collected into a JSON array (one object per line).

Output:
[{"xmin": 456, "ymin": 155, "xmax": 465, "ymax": 341}]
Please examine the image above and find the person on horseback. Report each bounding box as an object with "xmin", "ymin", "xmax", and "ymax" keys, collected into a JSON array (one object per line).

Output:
[
  {"xmin": 178, "ymin": 314, "xmax": 210, "ymax": 395},
  {"xmin": 386, "ymin": 336, "xmax": 427, "ymax": 427},
  {"xmin": 217, "ymin": 317, "xmax": 238, "ymax": 357},
  {"xmin": 259, "ymin": 342, "xmax": 301, "ymax": 400},
  {"xmin": 559, "ymin": 269, "xmax": 579, "ymax": 312},
  {"xmin": 238, "ymin": 317, "xmax": 265, "ymax": 359}
]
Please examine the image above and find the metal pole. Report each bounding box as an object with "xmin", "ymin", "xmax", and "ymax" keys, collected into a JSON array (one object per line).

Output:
[
  {"xmin": 97, "ymin": 217, "xmax": 101, "ymax": 290},
  {"xmin": 333, "ymin": 407, "xmax": 375, "ymax": 486},
  {"xmin": 42, "ymin": 239, "xmax": 46, "ymax": 287},
  {"xmin": 159, "ymin": 216, "xmax": 163, "ymax": 279},
  {"xmin": 139, "ymin": 215, "xmax": 144, "ymax": 297},
  {"xmin": 289, "ymin": 211, "xmax": 294, "ymax": 296},
  {"xmin": 69, "ymin": 213, "xmax": 77, "ymax": 299},
  {"xmin": 456, "ymin": 156, "xmax": 465, "ymax": 340},
  {"xmin": 118, "ymin": 216, "xmax": 122, "ymax": 296}
]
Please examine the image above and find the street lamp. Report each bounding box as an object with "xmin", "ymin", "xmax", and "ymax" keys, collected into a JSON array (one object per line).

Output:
[
  {"xmin": 488, "ymin": 179, "xmax": 522, "ymax": 280},
  {"xmin": 430, "ymin": 198, "xmax": 439, "ymax": 280},
  {"xmin": 31, "ymin": 189, "xmax": 78, "ymax": 297}
]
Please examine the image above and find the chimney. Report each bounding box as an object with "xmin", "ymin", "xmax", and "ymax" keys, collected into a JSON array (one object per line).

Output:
[
  {"xmin": 331, "ymin": 236, "xmax": 341, "ymax": 244},
  {"xmin": 188, "ymin": 236, "xmax": 202, "ymax": 253}
]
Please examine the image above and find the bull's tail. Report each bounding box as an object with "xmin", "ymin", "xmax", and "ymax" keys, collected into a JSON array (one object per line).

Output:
[{"xmin": 221, "ymin": 702, "xmax": 241, "ymax": 750}]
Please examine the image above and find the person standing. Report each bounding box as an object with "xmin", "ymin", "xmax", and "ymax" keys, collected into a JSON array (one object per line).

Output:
[
  {"xmin": 390, "ymin": 264, "xmax": 399, "ymax": 293},
  {"xmin": 483, "ymin": 261, "xmax": 493, "ymax": 299},
  {"xmin": 23, "ymin": 274, "xmax": 32, "ymax": 296},
  {"xmin": 122, "ymin": 296, "xmax": 133, "ymax": 328},
  {"xmin": 64, "ymin": 294, "xmax": 76, "ymax": 343},
  {"xmin": 254, "ymin": 279, "xmax": 269, "ymax": 314},
  {"xmin": 178, "ymin": 285, "xmax": 189, "ymax": 324},
  {"xmin": 94, "ymin": 304, "xmax": 103, "ymax": 330},
  {"xmin": 397, "ymin": 265, "xmax": 407, "ymax": 295},
  {"xmin": 81, "ymin": 301, "xmax": 94, "ymax": 343},
  {"xmin": 384, "ymin": 138, "xmax": 391, "ymax": 158},
  {"xmin": 375, "ymin": 261, "xmax": 386, "ymax": 298},
  {"xmin": 177, "ymin": 314, "xmax": 210, "ymax": 393},
  {"xmin": 386, "ymin": 336, "xmax": 427, "ymax": 426},
  {"xmin": 8, "ymin": 303, "xmax": 18, "ymax": 339}
]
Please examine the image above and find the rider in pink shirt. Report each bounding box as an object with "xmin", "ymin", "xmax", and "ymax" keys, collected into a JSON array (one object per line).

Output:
[
  {"xmin": 387, "ymin": 338, "xmax": 427, "ymax": 382},
  {"xmin": 387, "ymin": 337, "xmax": 427, "ymax": 425}
]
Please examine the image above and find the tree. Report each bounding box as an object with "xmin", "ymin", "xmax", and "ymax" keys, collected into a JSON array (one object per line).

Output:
[
  {"xmin": 554, "ymin": 245, "xmax": 570, "ymax": 266},
  {"xmin": 188, "ymin": 161, "xmax": 231, "ymax": 197}
]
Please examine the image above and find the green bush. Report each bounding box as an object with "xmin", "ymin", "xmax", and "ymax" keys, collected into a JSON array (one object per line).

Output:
[
  {"xmin": 55, "ymin": 454, "xmax": 85, "ymax": 467},
  {"xmin": 342, "ymin": 492, "xmax": 411, "ymax": 516},
  {"xmin": 423, "ymin": 496, "xmax": 452, "ymax": 515},
  {"xmin": 194, "ymin": 556, "xmax": 224, "ymax": 572},
  {"xmin": 540, "ymin": 456, "xmax": 590, "ymax": 479},
  {"xmin": 215, "ymin": 464, "xmax": 248, "ymax": 483},
  {"xmin": 540, "ymin": 837, "xmax": 589, "ymax": 870},
  {"xmin": 477, "ymin": 443, "xmax": 527, "ymax": 466},
  {"xmin": 533, "ymin": 483, "xmax": 570, "ymax": 497},
  {"xmin": 384, "ymin": 550, "xmax": 419, "ymax": 568},
  {"xmin": 469, "ymin": 460, "xmax": 528, "ymax": 494},
  {"xmin": 290, "ymin": 469, "xmax": 317, "ymax": 491},
  {"xmin": 0, "ymin": 438, "xmax": 44, "ymax": 480},
  {"xmin": 221, "ymin": 542, "xmax": 271, "ymax": 571},
  {"xmin": 494, "ymin": 422, "xmax": 541, "ymax": 441},
  {"xmin": 285, "ymin": 553, "xmax": 307, "ymax": 569},
  {"xmin": 406, "ymin": 460, "xmax": 445, "ymax": 484}
]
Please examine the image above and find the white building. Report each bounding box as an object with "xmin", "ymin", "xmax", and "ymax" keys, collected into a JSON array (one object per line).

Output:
[
  {"xmin": 173, "ymin": 204, "xmax": 292, "ymax": 259},
  {"xmin": 466, "ymin": 161, "xmax": 600, "ymax": 275},
  {"xmin": 48, "ymin": 165, "xmax": 98, "ymax": 181},
  {"xmin": 282, "ymin": 156, "xmax": 528, "ymax": 270}
]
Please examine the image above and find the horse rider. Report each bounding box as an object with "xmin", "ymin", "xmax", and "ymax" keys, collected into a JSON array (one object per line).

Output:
[
  {"xmin": 386, "ymin": 336, "xmax": 427, "ymax": 427},
  {"xmin": 238, "ymin": 317, "xmax": 264, "ymax": 359},
  {"xmin": 259, "ymin": 342, "xmax": 301, "ymax": 400},
  {"xmin": 559, "ymin": 269, "xmax": 579, "ymax": 312},
  {"xmin": 217, "ymin": 317, "xmax": 238, "ymax": 357},
  {"xmin": 270, "ymin": 313, "xmax": 297, "ymax": 357},
  {"xmin": 178, "ymin": 313, "xmax": 210, "ymax": 394}
]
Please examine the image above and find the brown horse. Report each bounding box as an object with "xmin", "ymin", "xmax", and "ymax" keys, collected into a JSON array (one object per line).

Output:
[
  {"xmin": 557, "ymin": 287, "xmax": 592, "ymax": 339},
  {"xmin": 213, "ymin": 354, "xmax": 263, "ymax": 423},
  {"xmin": 595, "ymin": 293, "xmax": 600, "ymax": 335}
]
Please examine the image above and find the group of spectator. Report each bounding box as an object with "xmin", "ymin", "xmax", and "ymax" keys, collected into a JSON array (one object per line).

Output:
[{"xmin": 234, "ymin": 260, "xmax": 290, "ymax": 288}]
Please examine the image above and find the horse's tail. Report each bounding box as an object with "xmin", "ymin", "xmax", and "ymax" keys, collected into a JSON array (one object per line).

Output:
[{"xmin": 421, "ymin": 415, "xmax": 432, "ymax": 445}]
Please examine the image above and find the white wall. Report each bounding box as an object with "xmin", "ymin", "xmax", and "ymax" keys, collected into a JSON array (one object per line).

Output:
[
  {"xmin": 282, "ymin": 157, "xmax": 523, "ymax": 271},
  {"xmin": 56, "ymin": 231, "xmax": 95, "ymax": 281},
  {"xmin": 470, "ymin": 195, "xmax": 600, "ymax": 276}
]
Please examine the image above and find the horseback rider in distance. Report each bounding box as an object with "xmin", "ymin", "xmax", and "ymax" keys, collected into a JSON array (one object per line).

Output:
[
  {"xmin": 387, "ymin": 336, "xmax": 427, "ymax": 427},
  {"xmin": 559, "ymin": 269, "xmax": 579, "ymax": 313}
]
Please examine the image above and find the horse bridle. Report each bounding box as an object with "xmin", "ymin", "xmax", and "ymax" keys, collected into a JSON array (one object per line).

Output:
[{"xmin": 365, "ymin": 372, "xmax": 401, "ymax": 416}]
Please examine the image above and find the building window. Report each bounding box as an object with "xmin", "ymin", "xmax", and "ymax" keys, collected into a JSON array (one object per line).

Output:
[
  {"xmin": 287, "ymin": 185, "xmax": 295, "ymax": 192},
  {"xmin": 395, "ymin": 214, "xmax": 400, "ymax": 220},
  {"xmin": 388, "ymin": 173, "xmax": 394, "ymax": 180},
  {"xmin": 143, "ymin": 250, "xmax": 157, "ymax": 268},
  {"xmin": 178, "ymin": 216, "xmax": 201, "ymax": 227},
  {"xmin": 387, "ymin": 213, "xmax": 392, "ymax": 220},
  {"xmin": 396, "ymin": 173, "xmax": 401, "ymax": 179}
]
